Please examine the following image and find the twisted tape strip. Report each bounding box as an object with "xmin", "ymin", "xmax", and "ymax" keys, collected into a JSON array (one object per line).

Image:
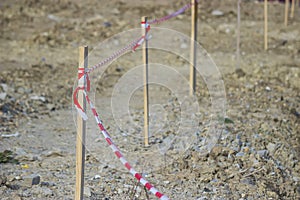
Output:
[
  {"xmin": 82, "ymin": 90, "xmax": 170, "ymax": 200},
  {"xmin": 85, "ymin": 0, "xmax": 198, "ymax": 74},
  {"xmin": 86, "ymin": 37, "xmax": 142, "ymax": 74},
  {"xmin": 148, "ymin": 0, "xmax": 198, "ymax": 24}
]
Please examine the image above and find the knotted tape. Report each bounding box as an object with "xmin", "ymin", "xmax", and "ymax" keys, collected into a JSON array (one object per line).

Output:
[
  {"xmin": 132, "ymin": 21, "xmax": 151, "ymax": 51},
  {"xmin": 73, "ymin": 67, "xmax": 90, "ymax": 120}
]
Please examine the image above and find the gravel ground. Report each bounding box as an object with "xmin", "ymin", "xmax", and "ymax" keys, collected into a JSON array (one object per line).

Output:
[{"xmin": 0, "ymin": 0, "xmax": 299, "ymax": 199}]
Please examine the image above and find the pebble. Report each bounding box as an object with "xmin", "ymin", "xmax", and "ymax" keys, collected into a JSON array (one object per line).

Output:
[
  {"xmin": 0, "ymin": 92, "xmax": 6, "ymax": 100},
  {"xmin": 266, "ymin": 143, "xmax": 276, "ymax": 154},
  {"xmin": 22, "ymin": 174, "xmax": 40, "ymax": 187},
  {"xmin": 40, "ymin": 181, "xmax": 56, "ymax": 187},
  {"xmin": 117, "ymin": 188, "xmax": 123, "ymax": 194},
  {"xmin": 180, "ymin": 43, "xmax": 188, "ymax": 49},
  {"xmin": 111, "ymin": 8, "xmax": 120, "ymax": 15},
  {"xmin": 0, "ymin": 174, "xmax": 7, "ymax": 185},
  {"xmin": 103, "ymin": 22, "xmax": 112, "ymax": 27},
  {"xmin": 256, "ymin": 150, "xmax": 268, "ymax": 157},
  {"xmin": 93, "ymin": 174, "xmax": 101, "ymax": 180},
  {"xmin": 1, "ymin": 132, "xmax": 20, "ymax": 138},
  {"xmin": 46, "ymin": 103, "xmax": 55, "ymax": 111},
  {"xmin": 30, "ymin": 95, "xmax": 46, "ymax": 102},
  {"xmin": 265, "ymin": 86, "xmax": 271, "ymax": 91},
  {"xmin": 0, "ymin": 83, "xmax": 8, "ymax": 91},
  {"xmin": 47, "ymin": 14, "xmax": 61, "ymax": 22},
  {"xmin": 236, "ymin": 152, "xmax": 245, "ymax": 157},
  {"xmin": 84, "ymin": 186, "xmax": 92, "ymax": 197},
  {"xmin": 211, "ymin": 10, "xmax": 224, "ymax": 16},
  {"xmin": 15, "ymin": 147, "xmax": 27, "ymax": 156}
]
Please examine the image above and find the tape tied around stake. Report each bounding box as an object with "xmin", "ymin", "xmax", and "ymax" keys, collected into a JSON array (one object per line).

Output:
[
  {"xmin": 73, "ymin": 67, "xmax": 91, "ymax": 121},
  {"xmin": 132, "ymin": 21, "xmax": 151, "ymax": 51},
  {"xmin": 141, "ymin": 21, "xmax": 150, "ymax": 32}
]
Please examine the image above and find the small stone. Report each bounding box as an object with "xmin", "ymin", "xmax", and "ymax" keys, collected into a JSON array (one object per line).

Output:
[
  {"xmin": 257, "ymin": 150, "xmax": 268, "ymax": 157},
  {"xmin": 0, "ymin": 83, "xmax": 8, "ymax": 92},
  {"xmin": 17, "ymin": 87, "xmax": 25, "ymax": 94},
  {"xmin": 47, "ymin": 14, "xmax": 61, "ymax": 22},
  {"xmin": 23, "ymin": 175, "xmax": 40, "ymax": 187},
  {"xmin": 235, "ymin": 68, "xmax": 246, "ymax": 78},
  {"xmin": 265, "ymin": 86, "xmax": 271, "ymax": 91},
  {"xmin": 243, "ymin": 146, "xmax": 250, "ymax": 153},
  {"xmin": 30, "ymin": 95, "xmax": 46, "ymax": 102},
  {"xmin": 46, "ymin": 104, "xmax": 55, "ymax": 111},
  {"xmin": 2, "ymin": 132, "xmax": 20, "ymax": 138},
  {"xmin": 291, "ymin": 108, "xmax": 300, "ymax": 118},
  {"xmin": 117, "ymin": 188, "xmax": 123, "ymax": 194},
  {"xmin": 180, "ymin": 43, "xmax": 188, "ymax": 49},
  {"xmin": 15, "ymin": 147, "xmax": 27, "ymax": 156},
  {"xmin": 0, "ymin": 93, "xmax": 6, "ymax": 100},
  {"xmin": 0, "ymin": 174, "xmax": 7, "ymax": 186},
  {"xmin": 111, "ymin": 8, "xmax": 120, "ymax": 15},
  {"xmin": 103, "ymin": 22, "xmax": 112, "ymax": 27},
  {"xmin": 211, "ymin": 10, "xmax": 224, "ymax": 16},
  {"xmin": 136, "ymin": 186, "xmax": 142, "ymax": 193},
  {"xmin": 94, "ymin": 174, "xmax": 101, "ymax": 180},
  {"xmin": 210, "ymin": 146, "xmax": 222, "ymax": 158},
  {"xmin": 40, "ymin": 181, "xmax": 55, "ymax": 187},
  {"xmin": 236, "ymin": 152, "xmax": 245, "ymax": 157},
  {"xmin": 267, "ymin": 143, "xmax": 276, "ymax": 154},
  {"xmin": 84, "ymin": 186, "xmax": 92, "ymax": 197}
]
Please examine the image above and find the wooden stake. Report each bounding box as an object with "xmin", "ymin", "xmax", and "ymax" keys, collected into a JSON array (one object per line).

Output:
[
  {"xmin": 190, "ymin": 0, "xmax": 198, "ymax": 96},
  {"xmin": 291, "ymin": 0, "xmax": 295, "ymax": 19},
  {"xmin": 142, "ymin": 16, "xmax": 149, "ymax": 147},
  {"xmin": 75, "ymin": 46, "xmax": 88, "ymax": 200},
  {"xmin": 264, "ymin": 0, "xmax": 268, "ymax": 50},
  {"xmin": 285, "ymin": 0, "xmax": 289, "ymax": 26},
  {"xmin": 237, "ymin": 0, "xmax": 241, "ymax": 68}
]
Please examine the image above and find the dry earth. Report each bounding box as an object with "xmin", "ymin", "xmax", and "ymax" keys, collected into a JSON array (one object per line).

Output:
[{"xmin": 0, "ymin": 0, "xmax": 299, "ymax": 199}]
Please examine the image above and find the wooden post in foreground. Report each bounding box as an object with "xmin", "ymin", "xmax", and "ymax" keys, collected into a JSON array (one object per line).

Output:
[
  {"xmin": 285, "ymin": 0, "xmax": 289, "ymax": 26},
  {"xmin": 142, "ymin": 16, "xmax": 149, "ymax": 147},
  {"xmin": 264, "ymin": 0, "xmax": 268, "ymax": 50},
  {"xmin": 291, "ymin": 0, "xmax": 295, "ymax": 19},
  {"xmin": 190, "ymin": 0, "xmax": 198, "ymax": 96},
  {"xmin": 237, "ymin": 0, "xmax": 241, "ymax": 68},
  {"xmin": 75, "ymin": 46, "xmax": 88, "ymax": 200}
]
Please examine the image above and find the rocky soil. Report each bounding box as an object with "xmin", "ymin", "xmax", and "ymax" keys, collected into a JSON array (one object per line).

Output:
[{"xmin": 0, "ymin": 0, "xmax": 299, "ymax": 199}]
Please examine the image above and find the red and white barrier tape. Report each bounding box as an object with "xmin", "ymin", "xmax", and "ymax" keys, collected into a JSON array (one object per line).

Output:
[
  {"xmin": 84, "ymin": 0, "xmax": 198, "ymax": 74},
  {"xmin": 73, "ymin": 87, "xmax": 170, "ymax": 200},
  {"xmin": 148, "ymin": 1, "xmax": 196, "ymax": 25}
]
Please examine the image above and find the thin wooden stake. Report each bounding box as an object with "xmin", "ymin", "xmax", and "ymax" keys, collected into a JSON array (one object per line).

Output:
[
  {"xmin": 142, "ymin": 16, "xmax": 149, "ymax": 147},
  {"xmin": 75, "ymin": 46, "xmax": 88, "ymax": 200},
  {"xmin": 190, "ymin": 0, "xmax": 198, "ymax": 96},
  {"xmin": 291, "ymin": 0, "xmax": 295, "ymax": 18},
  {"xmin": 237, "ymin": 0, "xmax": 241, "ymax": 68},
  {"xmin": 264, "ymin": 0, "xmax": 268, "ymax": 50},
  {"xmin": 285, "ymin": 0, "xmax": 289, "ymax": 26}
]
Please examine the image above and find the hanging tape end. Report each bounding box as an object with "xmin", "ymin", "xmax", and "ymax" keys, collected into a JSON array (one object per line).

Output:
[{"xmin": 75, "ymin": 106, "xmax": 88, "ymax": 121}]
